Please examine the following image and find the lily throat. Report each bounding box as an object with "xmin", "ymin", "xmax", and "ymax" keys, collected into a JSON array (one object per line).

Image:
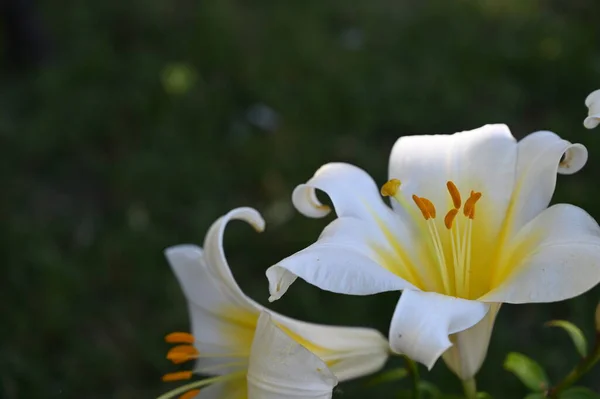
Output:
[{"xmin": 381, "ymin": 179, "xmax": 483, "ymax": 299}]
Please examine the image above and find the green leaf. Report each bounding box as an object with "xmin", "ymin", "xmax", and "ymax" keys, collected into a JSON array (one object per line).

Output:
[
  {"xmin": 476, "ymin": 393, "xmax": 494, "ymax": 399},
  {"xmin": 418, "ymin": 380, "xmax": 443, "ymax": 398},
  {"xmin": 365, "ymin": 367, "xmax": 408, "ymax": 386},
  {"xmin": 504, "ymin": 352, "xmax": 549, "ymax": 392},
  {"xmin": 559, "ymin": 387, "xmax": 600, "ymax": 399},
  {"xmin": 545, "ymin": 320, "xmax": 588, "ymax": 357}
]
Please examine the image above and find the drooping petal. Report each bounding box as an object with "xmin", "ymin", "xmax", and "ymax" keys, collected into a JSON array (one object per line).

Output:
[
  {"xmin": 271, "ymin": 311, "xmax": 389, "ymax": 381},
  {"xmin": 388, "ymin": 124, "xmax": 517, "ymax": 235},
  {"xmin": 441, "ymin": 303, "xmax": 501, "ymax": 380},
  {"xmin": 483, "ymin": 204, "xmax": 600, "ymax": 303},
  {"xmin": 388, "ymin": 290, "xmax": 489, "ymax": 369},
  {"xmin": 247, "ymin": 312, "xmax": 337, "ymax": 399},
  {"xmin": 267, "ymin": 217, "xmax": 419, "ymax": 302},
  {"xmin": 202, "ymin": 207, "xmax": 266, "ymax": 309},
  {"xmin": 584, "ymin": 89, "xmax": 600, "ymax": 129},
  {"xmin": 501, "ymin": 131, "xmax": 587, "ymax": 238},
  {"xmin": 165, "ymin": 244, "xmax": 258, "ymax": 374}
]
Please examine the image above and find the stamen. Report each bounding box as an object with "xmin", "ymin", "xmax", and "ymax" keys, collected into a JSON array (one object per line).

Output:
[
  {"xmin": 412, "ymin": 195, "xmax": 430, "ymax": 220},
  {"xmin": 162, "ymin": 371, "xmax": 193, "ymax": 382},
  {"xmin": 157, "ymin": 372, "xmax": 246, "ymax": 399},
  {"xmin": 420, "ymin": 197, "xmax": 437, "ymax": 219},
  {"xmin": 463, "ymin": 192, "xmax": 482, "ymax": 219},
  {"xmin": 179, "ymin": 390, "xmax": 201, "ymax": 399},
  {"xmin": 381, "ymin": 179, "xmax": 401, "ymax": 197},
  {"xmin": 167, "ymin": 345, "xmax": 199, "ymax": 364},
  {"xmin": 446, "ymin": 181, "xmax": 462, "ymax": 209},
  {"xmin": 444, "ymin": 208, "xmax": 459, "ymax": 230},
  {"xmin": 165, "ymin": 332, "xmax": 195, "ymax": 344}
]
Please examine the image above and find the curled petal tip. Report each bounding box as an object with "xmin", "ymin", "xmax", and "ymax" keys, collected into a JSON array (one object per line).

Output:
[
  {"xmin": 584, "ymin": 116, "xmax": 600, "ymax": 130},
  {"xmin": 585, "ymin": 89, "xmax": 600, "ymax": 129},
  {"xmin": 292, "ymin": 184, "xmax": 332, "ymax": 218},
  {"xmin": 558, "ymin": 143, "xmax": 588, "ymax": 175}
]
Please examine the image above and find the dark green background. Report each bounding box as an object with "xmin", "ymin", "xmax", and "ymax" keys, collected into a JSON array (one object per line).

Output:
[{"xmin": 2, "ymin": 0, "xmax": 600, "ymax": 398}]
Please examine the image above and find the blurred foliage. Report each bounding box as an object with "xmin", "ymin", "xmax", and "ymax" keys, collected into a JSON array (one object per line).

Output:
[{"xmin": 2, "ymin": 0, "xmax": 600, "ymax": 398}]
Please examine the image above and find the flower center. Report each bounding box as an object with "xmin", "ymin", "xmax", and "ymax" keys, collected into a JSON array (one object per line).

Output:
[{"xmin": 381, "ymin": 179, "xmax": 482, "ymax": 299}]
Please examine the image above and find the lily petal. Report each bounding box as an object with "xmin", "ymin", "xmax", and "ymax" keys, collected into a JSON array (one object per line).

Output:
[
  {"xmin": 191, "ymin": 379, "xmax": 247, "ymax": 399},
  {"xmin": 271, "ymin": 311, "xmax": 389, "ymax": 381},
  {"xmin": 584, "ymin": 89, "xmax": 600, "ymax": 129},
  {"xmin": 484, "ymin": 204, "xmax": 600, "ymax": 303},
  {"xmin": 203, "ymin": 207, "xmax": 266, "ymax": 307},
  {"xmin": 441, "ymin": 303, "xmax": 501, "ymax": 380},
  {"xmin": 247, "ymin": 312, "xmax": 337, "ymax": 399},
  {"xmin": 292, "ymin": 162, "xmax": 394, "ymax": 221},
  {"xmin": 388, "ymin": 124, "xmax": 517, "ymax": 235},
  {"xmin": 389, "ymin": 290, "xmax": 489, "ymax": 369},
  {"xmin": 505, "ymin": 131, "xmax": 587, "ymax": 236},
  {"xmin": 267, "ymin": 217, "xmax": 416, "ymax": 302},
  {"xmin": 166, "ymin": 244, "xmax": 257, "ymax": 373}
]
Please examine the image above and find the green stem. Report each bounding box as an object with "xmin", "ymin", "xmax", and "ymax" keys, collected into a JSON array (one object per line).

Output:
[
  {"xmin": 462, "ymin": 378, "xmax": 477, "ymax": 399},
  {"xmin": 403, "ymin": 355, "xmax": 420, "ymax": 399},
  {"xmin": 547, "ymin": 332, "xmax": 600, "ymax": 398}
]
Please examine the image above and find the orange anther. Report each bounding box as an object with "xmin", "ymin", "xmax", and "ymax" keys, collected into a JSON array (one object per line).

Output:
[
  {"xmin": 444, "ymin": 208, "xmax": 459, "ymax": 229},
  {"xmin": 162, "ymin": 371, "xmax": 193, "ymax": 382},
  {"xmin": 381, "ymin": 179, "xmax": 401, "ymax": 197},
  {"xmin": 446, "ymin": 181, "xmax": 462, "ymax": 209},
  {"xmin": 179, "ymin": 390, "xmax": 201, "ymax": 399},
  {"xmin": 167, "ymin": 345, "xmax": 199, "ymax": 364},
  {"xmin": 420, "ymin": 197, "xmax": 437, "ymax": 219},
  {"xmin": 412, "ymin": 195, "xmax": 430, "ymax": 220},
  {"xmin": 165, "ymin": 332, "xmax": 195, "ymax": 344},
  {"xmin": 463, "ymin": 192, "xmax": 482, "ymax": 219}
]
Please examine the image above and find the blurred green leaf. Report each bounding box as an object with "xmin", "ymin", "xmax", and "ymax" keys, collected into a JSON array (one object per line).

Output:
[
  {"xmin": 418, "ymin": 380, "xmax": 442, "ymax": 398},
  {"xmin": 559, "ymin": 387, "xmax": 600, "ymax": 398},
  {"xmin": 524, "ymin": 394, "xmax": 545, "ymax": 399},
  {"xmin": 366, "ymin": 367, "xmax": 408, "ymax": 386},
  {"xmin": 504, "ymin": 352, "xmax": 549, "ymax": 392},
  {"xmin": 476, "ymin": 393, "xmax": 494, "ymax": 399},
  {"xmin": 545, "ymin": 320, "xmax": 588, "ymax": 357}
]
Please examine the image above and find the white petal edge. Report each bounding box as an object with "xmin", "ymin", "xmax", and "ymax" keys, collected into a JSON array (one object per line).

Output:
[
  {"xmin": 584, "ymin": 89, "xmax": 600, "ymax": 129},
  {"xmin": 271, "ymin": 311, "xmax": 389, "ymax": 381},
  {"xmin": 389, "ymin": 290, "xmax": 489, "ymax": 369},
  {"xmin": 267, "ymin": 217, "xmax": 417, "ymax": 301},
  {"xmin": 441, "ymin": 303, "xmax": 501, "ymax": 380},
  {"xmin": 483, "ymin": 204, "xmax": 600, "ymax": 303},
  {"xmin": 247, "ymin": 311, "xmax": 337, "ymax": 399}
]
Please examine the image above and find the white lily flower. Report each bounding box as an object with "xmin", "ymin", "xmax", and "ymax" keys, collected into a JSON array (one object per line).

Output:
[
  {"xmin": 584, "ymin": 89, "xmax": 600, "ymax": 129},
  {"xmin": 266, "ymin": 125, "xmax": 600, "ymax": 381},
  {"xmin": 158, "ymin": 207, "xmax": 388, "ymax": 399}
]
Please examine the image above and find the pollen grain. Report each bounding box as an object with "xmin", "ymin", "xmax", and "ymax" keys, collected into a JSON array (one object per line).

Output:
[
  {"xmin": 444, "ymin": 208, "xmax": 459, "ymax": 229},
  {"xmin": 179, "ymin": 389, "xmax": 201, "ymax": 399},
  {"xmin": 463, "ymin": 192, "xmax": 482, "ymax": 219},
  {"xmin": 412, "ymin": 195, "xmax": 431, "ymax": 220},
  {"xmin": 446, "ymin": 181, "xmax": 462, "ymax": 209},
  {"xmin": 165, "ymin": 332, "xmax": 195, "ymax": 344},
  {"xmin": 162, "ymin": 371, "xmax": 193, "ymax": 382}
]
